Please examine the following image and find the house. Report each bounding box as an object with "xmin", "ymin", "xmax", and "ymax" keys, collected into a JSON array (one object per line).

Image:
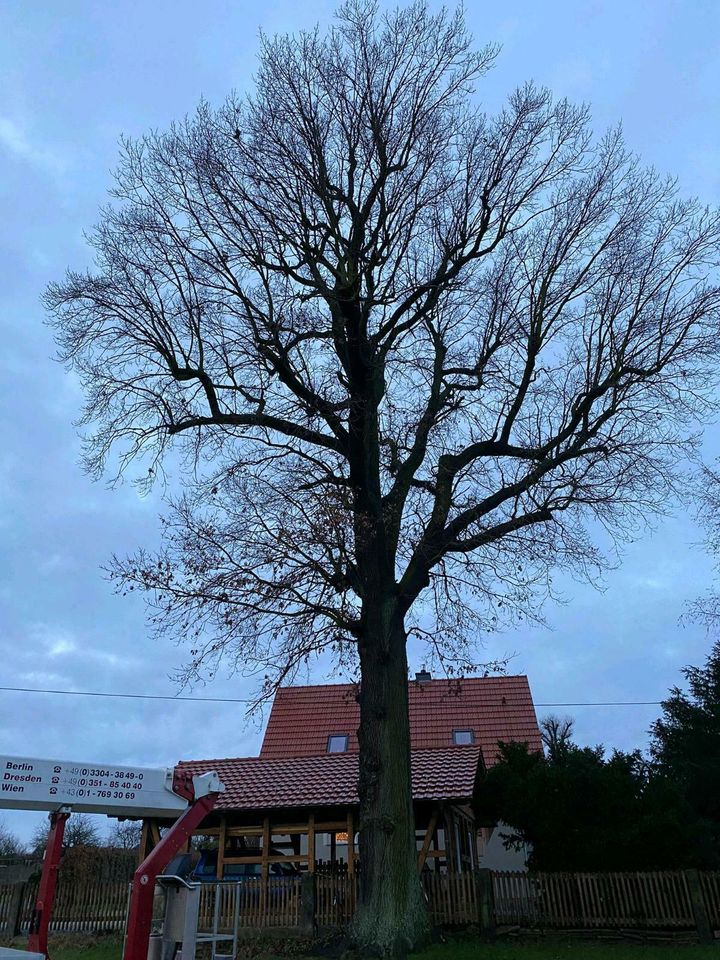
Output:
[{"xmin": 146, "ymin": 672, "xmax": 541, "ymax": 879}]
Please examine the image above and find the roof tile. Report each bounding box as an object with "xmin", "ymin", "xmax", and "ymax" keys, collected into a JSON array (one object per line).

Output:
[
  {"xmin": 179, "ymin": 747, "xmax": 481, "ymax": 810},
  {"xmin": 259, "ymin": 675, "xmax": 541, "ymax": 764}
]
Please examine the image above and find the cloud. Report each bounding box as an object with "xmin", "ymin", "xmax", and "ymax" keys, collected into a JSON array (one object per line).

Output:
[
  {"xmin": 29, "ymin": 624, "xmax": 78, "ymax": 658},
  {"xmin": 27, "ymin": 623, "xmax": 142, "ymax": 671},
  {"xmin": 0, "ymin": 116, "xmax": 67, "ymax": 175},
  {"xmin": 17, "ymin": 670, "xmax": 70, "ymax": 686},
  {"xmin": 48, "ymin": 635, "xmax": 78, "ymax": 657},
  {"xmin": 37, "ymin": 552, "xmax": 77, "ymax": 576}
]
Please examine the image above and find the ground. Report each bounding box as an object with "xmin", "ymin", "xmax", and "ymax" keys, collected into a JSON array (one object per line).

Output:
[
  {"xmin": 420, "ymin": 938, "xmax": 718, "ymax": 959},
  {"xmin": 9, "ymin": 936, "xmax": 718, "ymax": 960}
]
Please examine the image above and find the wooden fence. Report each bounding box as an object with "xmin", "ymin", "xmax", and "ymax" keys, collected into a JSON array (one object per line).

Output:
[
  {"xmin": 3, "ymin": 869, "xmax": 720, "ymax": 939},
  {"xmin": 197, "ymin": 878, "xmax": 302, "ymax": 932},
  {"xmin": 316, "ymin": 872, "xmax": 356, "ymax": 927},
  {"xmin": 1, "ymin": 877, "xmax": 130, "ymax": 935},
  {"xmin": 0, "ymin": 884, "xmax": 16, "ymax": 930},
  {"xmin": 421, "ymin": 870, "xmax": 479, "ymax": 926},
  {"xmin": 700, "ymin": 871, "xmax": 720, "ymax": 930},
  {"xmin": 492, "ymin": 870, "xmax": 715, "ymax": 932}
]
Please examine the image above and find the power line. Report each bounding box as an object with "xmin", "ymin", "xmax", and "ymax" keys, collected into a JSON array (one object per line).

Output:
[
  {"xmin": 0, "ymin": 685, "xmax": 251, "ymax": 704},
  {"xmin": 535, "ymin": 701, "xmax": 662, "ymax": 707},
  {"xmin": 0, "ymin": 684, "xmax": 663, "ymax": 707}
]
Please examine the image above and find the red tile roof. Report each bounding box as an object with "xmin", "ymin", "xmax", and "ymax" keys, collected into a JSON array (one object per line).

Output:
[
  {"xmin": 178, "ymin": 747, "xmax": 481, "ymax": 810},
  {"xmin": 260, "ymin": 675, "xmax": 541, "ymax": 765}
]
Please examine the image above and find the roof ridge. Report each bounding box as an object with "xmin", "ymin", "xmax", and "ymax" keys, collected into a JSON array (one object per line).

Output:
[
  {"xmin": 180, "ymin": 744, "xmax": 482, "ymax": 767},
  {"xmin": 275, "ymin": 674, "xmax": 529, "ymax": 694}
]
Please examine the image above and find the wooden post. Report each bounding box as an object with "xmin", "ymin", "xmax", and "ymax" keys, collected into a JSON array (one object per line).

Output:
[
  {"xmin": 261, "ymin": 817, "xmax": 270, "ymax": 882},
  {"xmin": 216, "ymin": 816, "xmax": 227, "ymax": 880},
  {"xmin": 307, "ymin": 814, "xmax": 315, "ymax": 873},
  {"xmin": 417, "ymin": 810, "xmax": 439, "ymax": 872},
  {"xmin": 476, "ymin": 868, "xmax": 496, "ymax": 939},
  {"xmin": 347, "ymin": 809, "xmax": 355, "ymax": 876},
  {"xmin": 260, "ymin": 816, "xmax": 270, "ymax": 920},
  {"xmin": 443, "ymin": 810, "xmax": 457, "ymax": 872},
  {"xmin": 685, "ymin": 869, "xmax": 713, "ymax": 944},
  {"xmin": 300, "ymin": 872, "xmax": 315, "ymax": 935},
  {"xmin": 138, "ymin": 820, "xmax": 151, "ymax": 864}
]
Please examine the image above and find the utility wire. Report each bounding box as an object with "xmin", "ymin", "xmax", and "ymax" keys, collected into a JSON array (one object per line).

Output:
[
  {"xmin": 0, "ymin": 685, "xmax": 664, "ymax": 707},
  {"xmin": 0, "ymin": 685, "xmax": 251, "ymax": 704}
]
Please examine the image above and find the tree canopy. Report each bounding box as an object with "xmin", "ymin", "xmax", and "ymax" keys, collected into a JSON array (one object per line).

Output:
[
  {"xmin": 650, "ymin": 638, "xmax": 720, "ymax": 860},
  {"xmin": 46, "ymin": 1, "xmax": 720, "ymax": 952},
  {"xmin": 47, "ymin": 3, "xmax": 720, "ymax": 692},
  {"xmin": 476, "ymin": 718, "xmax": 711, "ymax": 871},
  {"xmin": 0, "ymin": 818, "xmax": 25, "ymax": 859},
  {"xmin": 31, "ymin": 813, "xmax": 101, "ymax": 856},
  {"xmin": 479, "ymin": 644, "xmax": 720, "ymax": 873}
]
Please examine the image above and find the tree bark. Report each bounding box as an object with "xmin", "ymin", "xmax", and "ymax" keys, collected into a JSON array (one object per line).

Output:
[{"xmin": 351, "ymin": 599, "xmax": 429, "ymax": 956}]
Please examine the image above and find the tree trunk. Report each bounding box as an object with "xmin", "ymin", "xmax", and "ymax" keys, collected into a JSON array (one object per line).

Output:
[{"xmin": 351, "ymin": 600, "xmax": 429, "ymax": 956}]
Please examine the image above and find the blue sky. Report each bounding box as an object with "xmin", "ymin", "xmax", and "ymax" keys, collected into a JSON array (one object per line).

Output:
[{"xmin": 1, "ymin": 0, "xmax": 719, "ymax": 844}]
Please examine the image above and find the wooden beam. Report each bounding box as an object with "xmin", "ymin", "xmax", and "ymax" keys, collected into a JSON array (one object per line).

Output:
[
  {"xmin": 222, "ymin": 820, "xmax": 346, "ymax": 836},
  {"xmin": 307, "ymin": 814, "xmax": 315, "ymax": 873},
  {"xmin": 441, "ymin": 810, "xmax": 454, "ymax": 871},
  {"xmin": 260, "ymin": 817, "xmax": 270, "ymax": 916},
  {"xmin": 267, "ymin": 824, "xmax": 310, "ymax": 834},
  {"xmin": 149, "ymin": 820, "xmax": 162, "ymax": 847},
  {"xmin": 262, "ymin": 818, "xmax": 270, "ymax": 875},
  {"xmin": 347, "ymin": 809, "xmax": 355, "ymax": 876},
  {"xmin": 138, "ymin": 820, "xmax": 151, "ymax": 864},
  {"xmin": 431, "ymin": 819, "xmax": 440, "ymax": 872},
  {"xmin": 226, "ymin": 826, "xmax": 264, "ymax": 837},
  {"xmin": 223, "ymin": 854, "xmax": 309, "ymax": 865},
  {"xmin": 216, "ymin": 815, "xmax": 227, "ymax": 880},
  {"xmin": 417, "ymin": 810, "xmax": 439, "ymax": 872}
]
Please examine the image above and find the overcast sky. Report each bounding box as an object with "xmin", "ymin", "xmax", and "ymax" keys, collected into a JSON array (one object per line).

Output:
[{"xmin": 1, "ymin": 0, "xmax": 719, "ymax": 845}]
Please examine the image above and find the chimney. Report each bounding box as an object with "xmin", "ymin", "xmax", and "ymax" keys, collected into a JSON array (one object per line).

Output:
[{"xmin": 414, "ymin": 669, "xmax": 432, "ymax": 683}]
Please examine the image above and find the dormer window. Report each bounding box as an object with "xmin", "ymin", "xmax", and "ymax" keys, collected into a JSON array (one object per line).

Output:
[
  {"xmin": 327, "ymin": 734, "xmax": 349, "ymax": 753},
  {"xmin": 452, "ymin": 729, "xmax": 474, "ymax": 746}
]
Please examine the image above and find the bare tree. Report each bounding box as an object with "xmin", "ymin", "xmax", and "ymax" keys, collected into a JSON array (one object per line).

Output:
[
  {"xmin": 107, "ymin": 820, "xmax": 142, "ymax": 851},
  {"xmin": 0, "ymin": 817, "xmax": 25, "ymax": 858},
  {"xmin": 31, "ymin": 814, "xmax": 101, "ymax": 855},
  {"xmin": 46, "ymin": 1, "xmax": 720, "ymax": 952},
  {"xmin": 689, "ymin": 466, "xmax": 720, "ymax": 629},
  {"xmin": 540, "ymin": 715, "xmax": 575, "ymax": 762}
]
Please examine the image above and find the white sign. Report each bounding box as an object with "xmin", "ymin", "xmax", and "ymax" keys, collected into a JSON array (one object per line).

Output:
[{"xmin": 0, "ymin": 754, "xmax": 190, "ymax": 818}]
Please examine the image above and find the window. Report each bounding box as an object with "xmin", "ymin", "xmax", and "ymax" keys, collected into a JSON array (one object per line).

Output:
[
  {"xmin": 452, "ymin": 729, "xmax": 474, "ymax": 745},
  {"xmin": 327, "ymin": 734, "xmax": 349, "ymax": 753}
]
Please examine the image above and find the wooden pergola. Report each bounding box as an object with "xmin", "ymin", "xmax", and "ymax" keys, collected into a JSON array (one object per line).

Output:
[
  {"xmin": 139, "ymin": 799, "xmax": 479, "ymax": 880},
  {"xmin": 138, "ymin": 746, "xmax": 483, "ymax": 880}
]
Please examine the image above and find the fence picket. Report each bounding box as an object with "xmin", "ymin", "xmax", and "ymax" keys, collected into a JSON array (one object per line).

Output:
[{"xmin": 5, "ymin": 866, "xmax": 720, "ymax": 936}]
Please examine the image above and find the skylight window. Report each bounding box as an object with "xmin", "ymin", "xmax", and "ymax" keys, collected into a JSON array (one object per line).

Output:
[
  {"xmin": 327, "ymin": 734, "xmax": 349, "ymax": 753},
  {"xmin": 452, "ymin": 729, "xmax": 475, "ymax": 746}
]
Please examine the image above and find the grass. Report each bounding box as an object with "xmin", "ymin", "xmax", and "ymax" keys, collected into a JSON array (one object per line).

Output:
[
  {"xmin": 48, "ymin": 942, "xmax": 121, "ymax": 960},
  {"xmin": 418, "ymin": 935, "xmax": 720, "ymax": 959},
  {"xmin": 0, "ymin": 937, "xmax": 122, "ymax": 960},
  {"xmin": 5, "ymin": 935, "xmax": 719, "ymax": 960}
]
